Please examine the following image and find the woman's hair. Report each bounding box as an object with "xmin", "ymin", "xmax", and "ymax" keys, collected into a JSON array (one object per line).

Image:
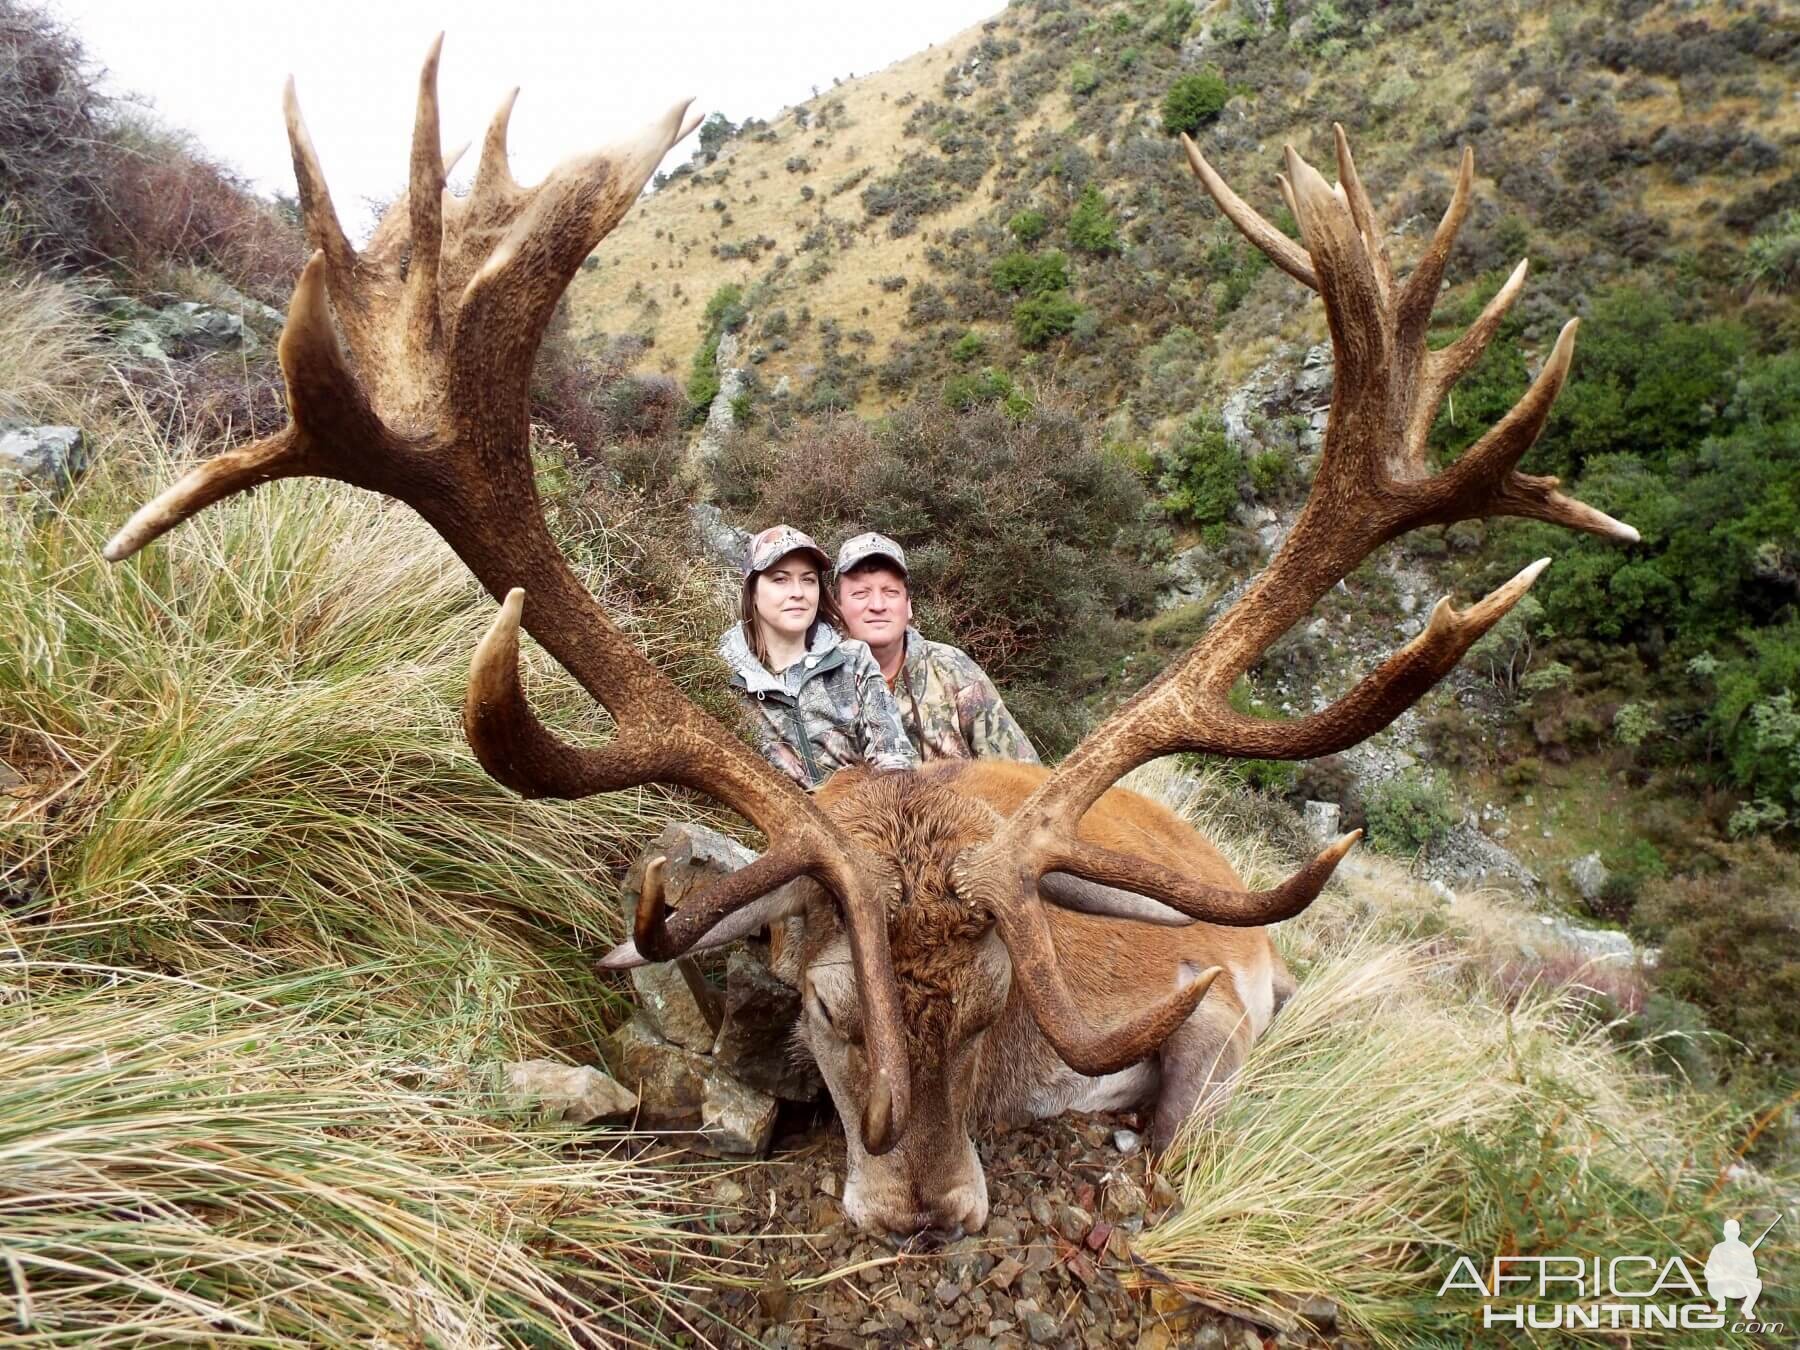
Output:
[{"xmin": 739, "ymin": 558, "xmax": 843, "ymax": 669}]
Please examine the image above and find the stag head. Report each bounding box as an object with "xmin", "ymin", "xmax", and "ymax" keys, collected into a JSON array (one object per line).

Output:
[{"xmin": 106, "ymin": 45, "xmax": 1636, "ymax": 1238}]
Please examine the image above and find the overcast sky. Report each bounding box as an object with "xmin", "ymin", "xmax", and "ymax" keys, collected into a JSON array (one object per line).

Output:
[{"xmin": 50, "ymin": 0, "xmax": 1002, "ymax": 236}]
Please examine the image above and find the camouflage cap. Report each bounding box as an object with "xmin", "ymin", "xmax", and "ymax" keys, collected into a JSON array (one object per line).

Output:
[
  {"xmin": 744, "ymin": 524, "xmax": 831, "ymax": 577},
  {"xmin": 835, "ymin": 531, "xmax": 908, "ymax": 578}
]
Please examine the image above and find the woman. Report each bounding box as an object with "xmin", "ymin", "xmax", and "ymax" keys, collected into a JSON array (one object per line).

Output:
[{"xmin": 719, "ymin": 525, "xmax": 917, "ymax": 790}]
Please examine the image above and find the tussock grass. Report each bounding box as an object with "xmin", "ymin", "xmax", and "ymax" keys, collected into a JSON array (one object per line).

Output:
[
  {"xmin": 0, "ymin": 270, "xmax": 103, "ymax": 426},
  {"xmin": 2, "ymin": 408, "xmax": 716, "ymax": 1054},
  {"xmin": 0, "ymin": 961, "xmax": 717, "ymax": 1345},
  {"xmin": 1, "ymin": 281, "xmax": 733, "ymax": 1339},
  {"xmin": 1132, "ymin": 768, "xmax": 1794, "ymax": 1348}
]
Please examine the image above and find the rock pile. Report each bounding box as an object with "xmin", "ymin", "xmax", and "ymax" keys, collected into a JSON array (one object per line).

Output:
[{"xmin": 602, "ymin": 823, "xmax": 822, "ymax": 1156}]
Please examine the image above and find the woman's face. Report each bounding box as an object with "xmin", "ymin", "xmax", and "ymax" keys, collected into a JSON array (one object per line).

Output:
[{"xmin": 753, "ymin": 551, "xmax": 821, "ymax": 642}]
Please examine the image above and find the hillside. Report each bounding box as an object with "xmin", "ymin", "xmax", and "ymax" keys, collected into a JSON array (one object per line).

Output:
[{"xmin": 569, "ymin": 0, "xmax": 1797, "ymax": 428}]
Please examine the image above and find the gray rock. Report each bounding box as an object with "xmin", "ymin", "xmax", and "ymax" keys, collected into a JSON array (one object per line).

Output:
[
  {"xmin": 1569, "ymin": 852, "xmax": 1609, "ymax": 902},
  {"xmin": 159, "ymin": 302, "xmax": 257, "ymax": 355},
  {"xmin": 688, "ymin": 502, "xmax": 751, "ymax": 571},
  {"xmin": 1112, "ymin": 1128, "xmax": 1141, "ymax": 1156},
  {"xmin": 620, "ymin": 823, "xmax": 756, "ymax": 1050},
  {"xmin": 604, "ymin": 1012, "xmax": 776, "ymax": 1155},
  {"xmin": 502, "ymin": 1058, "xmax": 638, "ymax": 1123},
  {"xmin": 1421, "ymin": 821, "xmax": 1541, "ymax": 893},
  {"xmin": 690, "ymin": 328, "xmax": 747, "ymax": 473},
  {"xmin": 700, "ymin": 1065, "xmax": 778, "ymax": 1155},
  {"xmin": 712, "ymin": 947, "xmax": 822, "ymax": 1101},
  {"xmin": 1, "ymin": 426, "xmax": 88, "ymax": 503},
  {"xmin": 1301, "ymin": 800, "xmax": 1341, "ymax": 844},
  {"xmin": 1157, "ymin": 543, "xmax": 1218, "ymax": 612}
]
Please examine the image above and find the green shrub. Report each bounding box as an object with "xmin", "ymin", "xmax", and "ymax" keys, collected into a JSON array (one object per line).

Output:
[
  {"xmin": 1008, "ymin": 208, "xmax": 1048, "ymax": 244},
  {"xmin": 1635, "ymin": 840, "xmax": 1800, "ymax": 1075},
  {"xmin": 1013, "ymin": 291, "xmax": 1085, "ymax": 347},
  {"xmin": 1156, "ymin": 413, "xmax": 1242, "ymax": 527},
  {"xmin": 1067, "ymin": 184, "xmax": 1122, "ymax": 256},
  {"xmin": 1161, "ymin": 70, "xmax": 1229, "ymax": 136},
  {"xmin": 1119, "ymin": 46, "xmax": 1142, "ymax": 70},
  {"xmin": 1248, "ymin": 448, "xmax": 1296, "ymax": 499},
  {"xmin": 951, "ymin": 330, "xmax": 986, "ymax": 363},
  {"xmin": 1742, "ymin": 209, "xmax": 1800, "ymax": 295},
  {"xmin": 991, "ymin": 248, "xmax": 1070, "ymax": 296},
  {"xmin": 1153, "ymin": 0, "xmax": 1195, "ymax": 47},
  {"xmin": 1364, "ymin": 771, "xmax": 1459, "ymax": 855},
  {"xmin": 943, "ymin": 365, "xmax": 1022, "ymax": 413},
  {"xmin": 1069, "ymin": 60, "xmax": 1100, "ymax": 96}
]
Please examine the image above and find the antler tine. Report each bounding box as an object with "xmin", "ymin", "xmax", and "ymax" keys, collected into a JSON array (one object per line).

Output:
[
  {"xmin": 282, "ymin": 79, "xmax": 357, "ymax": 291},
  {"xmin": 1397, "ymin": 143, "xmax": 1475, "ymax": 348},
  {"xmin": 1181, "ymin": 133, "xmax": 1318, "ymax": 291},
  {"xmin": 1332, "ymin": 123, "xmax": 1391, "ymax": 302},
  {"xmin": 451, "ymin": 95, "xmax": 699, "ymax": 425},
  {"xmin": 105, "ymin": 254, "xmax": 393, "ymax": 561},
  {"xmin": 995, "ymin": 892, "xmax": 1224, "ymax": 1076},
  {"xmin": 1054, "ymin": 830, "xmax": 1361, "ymax": 925},
  {"xmin": 472, "ymin": 86, "xmax": 522, "ymax": 208},
  {"xmin": 404, "ymin": 34, "xmax": 447, "ymax": 351},
  {"xmin": 1408, "ymin": 256, "xmax": 1529, "ymax": 455}
]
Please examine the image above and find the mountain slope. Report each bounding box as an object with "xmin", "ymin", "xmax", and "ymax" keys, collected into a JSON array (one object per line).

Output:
[{"xmin": 568, "ymin": 0, "xmax": 1797, "ymax": 427}]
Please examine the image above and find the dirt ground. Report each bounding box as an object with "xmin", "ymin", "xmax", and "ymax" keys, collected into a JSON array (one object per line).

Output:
[{"xmin": 659, "ymin": 1105, "xmax": 1359, "ymax": 1350}]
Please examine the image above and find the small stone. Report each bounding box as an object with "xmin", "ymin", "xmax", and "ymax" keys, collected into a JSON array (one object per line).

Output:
[
  {"xmin": 1296, "ymin": 1295, "xmax": 1338, "ymax": 1330},
  {"xmin": 1065, "ymin": 1251, "xmax": 1097, "ymax": 1285},
  {"xmin": 501, "ymin": 1059, "xmax": 638, "ymax": 1123},
  {"xmin": 1101, "ymin": 1175, "xmax": 1148, "ymax": 1224},
  {"xmin": 1085, "ymin": 1219, "xmax": 1113, "ymax": 1252},
  {"xmin": 817, "ymin": 1170, "xmax": 839, "ymax": 1198},
  {"xmin": 990, "ymin": 1256, "xmax": 1025, "ymax": 1291},
  {"xmin": 1054, "ymin": 1204, "xmax": 1092, "ymax": 1244},
  {"xmin": 1022, "ymin": 1308, "xmax": 1060, "ymax": 1344},
  {"xmin": 1, "ymin": 426, "xmax": 87, "ymax": 505},
  {"xmin": 890, "ymin": 1296, "xmax": 924, "ymax": 1326},
  {"xmin": 712, "ymin": 1178, "xmax": 747, "ymax": 1205},
  {"xmin": 1027, "ymin": 1193, "xmax": 1053, "ymax": 1228},
  {"xmin": 1112, "ymin": 1128, "xmax": 1141, "ymax": 1156},
  {"xmin": 934, "ymin": 1279, "xmax": 962, "ymax": 1307}
]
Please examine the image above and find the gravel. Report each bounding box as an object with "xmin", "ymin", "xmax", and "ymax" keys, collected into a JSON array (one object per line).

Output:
[{"xmin": 640, "ymin": 1107, "xmax": 1361, "ymax": 1348}]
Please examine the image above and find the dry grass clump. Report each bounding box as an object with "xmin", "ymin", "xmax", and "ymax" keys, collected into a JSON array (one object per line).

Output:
[
  {"xmin": 0, "ymin": 270, "xmax": 105, "ymax": 425},
  {"xmin": 1, "ymin": 411, "xmax": 724, "ymax": 1054},
  {"xmin": 1129, "ymin": 764, "xmax": 1793, "ymax": 1348},
  {"xmin": 0, "ymin": 961, "xmax": 717, "ymax": 1345}
]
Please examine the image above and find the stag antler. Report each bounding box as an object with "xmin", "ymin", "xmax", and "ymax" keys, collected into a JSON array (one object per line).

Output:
[
  {"xmin": 103, "ymin": 41, "xmax": 913, "ymax": 1155},
  {"xmin": 956, "ymin": 126, "xmax": 1639, "ymax": 1076}
]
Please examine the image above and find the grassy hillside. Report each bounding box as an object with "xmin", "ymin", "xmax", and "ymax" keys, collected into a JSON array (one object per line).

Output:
[{"xmin": 569, "ymin": 0, "xmax": 1797, "ymax": 424}]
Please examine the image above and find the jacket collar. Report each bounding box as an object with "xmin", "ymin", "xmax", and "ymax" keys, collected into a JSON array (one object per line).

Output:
[{"xmin": 719, "ymin": 621, "xmax": 844, "ymax": 695}]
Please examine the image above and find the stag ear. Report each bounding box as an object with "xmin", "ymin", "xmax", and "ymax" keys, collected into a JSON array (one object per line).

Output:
[{"xmin": 598, "ymin": 862, "xmax": 811, "ymax": 970}]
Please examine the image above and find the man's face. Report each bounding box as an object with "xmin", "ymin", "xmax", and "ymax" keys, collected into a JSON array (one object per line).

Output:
[{"xmin": 838, "ymin": 563, "xmax": 911, "ymax": 648}]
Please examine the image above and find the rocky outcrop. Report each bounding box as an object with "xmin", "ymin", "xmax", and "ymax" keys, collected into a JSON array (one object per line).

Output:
[
  {"xmin": 688, "ymin": 502, "xmax": 751, "ymax": 571},
  {"xmin": 688, "ymin": 329, "xmax": 748, "ymax": 478},
  {"xmin": 0, "ymin": 426, "xmax": 87, "ymax": 505},
  {"xmin": 603, "ymin": 822, "xmax": 821, "ymax": 1156}
]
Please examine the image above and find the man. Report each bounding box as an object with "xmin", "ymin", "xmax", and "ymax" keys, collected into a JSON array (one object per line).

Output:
[{"xmin": 835, "ymin": 531, "xmax": 1040, "ymax": 764}]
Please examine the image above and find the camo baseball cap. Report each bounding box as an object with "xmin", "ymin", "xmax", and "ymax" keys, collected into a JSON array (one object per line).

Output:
[
  {"xmin": 744, "ymin": 524, "xmax": 831, "ymax": 577},
  {"xmin": 835, "ymin": 531, "xmax": 908, "ymax": 578}
]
